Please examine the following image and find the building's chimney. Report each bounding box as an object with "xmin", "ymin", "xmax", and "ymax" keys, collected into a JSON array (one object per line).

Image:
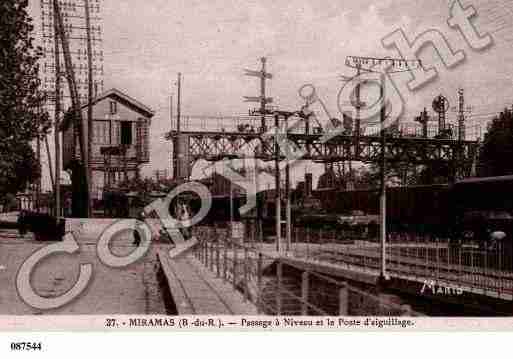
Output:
[{"xmin": 305, "ymin": 173, "xmax": 313, "ymax": 197}]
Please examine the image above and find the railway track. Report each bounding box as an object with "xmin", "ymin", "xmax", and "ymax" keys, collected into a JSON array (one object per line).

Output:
[{"xmin": 312, "ymin": 245, "xmax": 513, "ymax": 300}]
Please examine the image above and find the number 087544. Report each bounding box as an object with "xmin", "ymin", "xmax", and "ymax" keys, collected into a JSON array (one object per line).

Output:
[{"xmin": 10, "ymin": 342, "xmax": 43, "ymax": 351}]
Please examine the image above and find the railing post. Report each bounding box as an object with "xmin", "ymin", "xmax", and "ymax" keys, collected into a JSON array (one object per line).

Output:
[
  {"xmin": 301, "ymin": 271, "xmax": 309, "ymax": 316},
  {"xmin": 216, "ymin": 241, "xmax": 221, "ymax": 277},
  {"xmin": 338, "ymin": 284, "xmax": 349, "ymax": 316},
  {"xmin": 306, "ymin": 227, "xmax": 310, "ymax": 260},
  {"xmin": 458, "ymin": 245, "xmax": 462, "ymax": 279},
  {"xmin": 250, "ymin": 220, "xmax": 255, "ymax": 246},
  {"xmin": 209, "ymin": 241, "xmax": 214, "ymax": 272},
  {"xmin": 205, "ymin": 241, "xmax": 209, "ymax": 269},
  {"xmin": 424, "ymin": 236, "xmax": 430, "ymax": 278},
  {"xmin": 498, "ymin": 244, "xmax": 502, "ymax": 272},
  {"xmin": 205, "ymin": 241, "xmax": 209, "ymax": 267},
  {"xmin": 498, "ymin": 243, "xmax": 503, "ymax": 295},
  {"xmin": 205, "ymin": 241, "xmax": 208, "ymax": 268},
  {"xmin": 470, "ymin": 247, "xmax": 475, "ymax": 285},
  {"xmin": 203, "ymin": 238, "xmax": 207, "ymax": 263},
  {"xmin": 223, "ymin": 240, "xmax": 228, "ymax": 282},
  {"xmin": 257, "ymin": 253, "xmax": 263, "ymax": 314},
  {"xmin": 436, "ymin": 237, "xmax": 440, "ymax": 281},
  {"xmin": 277, "ymin": 261, "xmax": 283, "ymax": 315},
  {"xmin": 244, "ymin": 247, "xmax": 249, "ymax": 301},
  {"xmin": 294, "ymin": 227, "xmax": 298, "ymax": 255},
  {"xmin": 233, "ymin": 243, "xmax": 239, "ymax": 287},
  {"xmin": 484, "ymin": 245, "xmax": 488, "ymax": 294}
]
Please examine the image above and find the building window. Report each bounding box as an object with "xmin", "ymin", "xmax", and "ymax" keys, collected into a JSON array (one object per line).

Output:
[
  {"xmin": 109, "ymin": 101, "xmax": 117, "ymax": 115},
  {"xmin": 93, "ymin": 120, "xmax": 110, "ymax": 144},
  {"xmin": 120, "ymin": 121, "xmax": 132, "ymax": 145}
]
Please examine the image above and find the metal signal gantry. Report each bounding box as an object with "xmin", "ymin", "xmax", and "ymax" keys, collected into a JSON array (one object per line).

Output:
[{"xmin": 168, "ymin": 128, "xmax": 478, "ymax": 168}]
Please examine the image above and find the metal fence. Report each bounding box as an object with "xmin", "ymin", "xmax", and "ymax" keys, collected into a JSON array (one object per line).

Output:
[
  {"xmin": 172, "ymin": 115, "xmax": 482, "ymax": 142},
  {"xmin": 174, "ymin": 116, "xmax": 271, "ymax": 133},
  {"xmin": 287, "ymin": 227, "xmax": 513, "ymax": 300},
  {"xmin": 192, "ymin": 226, "xmax": 418, "ymax": 316}
]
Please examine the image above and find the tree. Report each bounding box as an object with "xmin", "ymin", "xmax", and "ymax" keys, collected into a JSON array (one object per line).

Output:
[
  {"xmin": 351, "ymin": 160, "xmax": 453, "ymax": 189},
  {"xmin": 0, "ymin": 1, "xmax": 49, "ymax": 196},
  {"xmin": 416, "ymin": 162, "xmax": 451, "ymax": 185},
  {"xmin": 478, "ymin": 109, "xmax": 513, "ymax": 177},
  {"xmin": 352, "ymin": 162, "xmax": 422, "ymax": 189}
]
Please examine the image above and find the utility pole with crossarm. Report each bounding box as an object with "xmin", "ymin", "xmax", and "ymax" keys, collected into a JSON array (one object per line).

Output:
[
  {"xmin": 345, "ymin": 56, "xmax": 423, "ymax": 280},
  {"xmin": 244, "ymin": 58, "xmax": 273, "ymax": 132}
]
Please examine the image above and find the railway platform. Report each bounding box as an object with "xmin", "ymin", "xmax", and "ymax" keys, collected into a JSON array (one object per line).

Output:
[{"xmin": 158, "ymin": 249, "xmax": 257, "ymax": 315}]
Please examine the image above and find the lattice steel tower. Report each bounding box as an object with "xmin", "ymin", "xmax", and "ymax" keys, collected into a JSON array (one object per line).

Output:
[{"xmin": 39, "ymin": 0, "xmax": 104, "ymax": 113}]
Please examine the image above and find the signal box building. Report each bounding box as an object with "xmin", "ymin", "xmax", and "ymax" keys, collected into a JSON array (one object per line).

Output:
[{"xmin": 61, "ymin": 88, "xmax": 154, "ymax": 199}]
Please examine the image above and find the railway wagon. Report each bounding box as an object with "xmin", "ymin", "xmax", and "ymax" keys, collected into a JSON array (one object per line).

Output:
[
  {"xmin": 451, "ymin": 176, "xmax": 513, "ymax": 242},
  {"xmin": 313, "ymin": 184, "xmax": 453, "ymax": 234}
]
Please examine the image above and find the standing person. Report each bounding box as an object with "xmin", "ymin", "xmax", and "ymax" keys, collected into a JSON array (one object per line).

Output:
[
  {"xmin": 65, "ymin": 196, "xmax": 72, "ymax": 217},
  {"xmin": 133, "ymin": 212, "xmax": 146, "ymax": 247},
  {"xmin": 181, "ymin": 203, "xmax": 192, "ymax": 240}
]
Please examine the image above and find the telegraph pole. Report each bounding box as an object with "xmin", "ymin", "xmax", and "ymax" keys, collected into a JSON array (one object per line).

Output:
[
  {"xmin": 274, "ymin": 114, "xmax": 282, "ymax": 253},
  {"xmin": 421, "ymin": 108, "xmax": 429, "ymax": 138},
  {"xmin": 36, "ymin": 105, "xmax": 42, "ymax": 212},
  {"xmin": 36, "ymin": 134, "xmax": 41, "ymax": 212},
  {"xmin": 254, "ymin": 156, "xmax": 263, "ymax": 245},
  {"xmin": 244, "ymin": 58, "xmax": 273, "ymax": 246},
  {"xmin": 379, "ymin": 73, "xmax": 387, "ymax": 279},
  {"xmin": 458, "ymin": 89, "xmax": 464, "ymax": 141},
  {"xmin": 345, "ymin": 56, "xmax": 422, "ymax": 280},
  {"xmin": 45, "ymin": 134, "xmax": 54, "ymax": 191},
  {"xmin": 260, "ymin": 58, "xmax": 267, "ymax": 132},
  {"xmin": 451, "ymin": 88, "xmax": 471, "ymax": 179},
  {"xmin": 244, "ymin": 58, "xmax": 273, "ymax": 132},
  {"xmin": 85, "ymin": 0, "xmax": 94, "ymax": 216},
  {"xmin": 177, "ymin": 73, "xmax": 182, "ymax": 137},
  {"xmin": 415, "ymin": 108, "xmax": 429, "ymax": 138},
  {"xmin": 173, "ymin": 73, "xmax": 182, "ymax": 179},
  {"xmin": 285, "ymin": 115, "xmax": 292, "ymax": 252},
  {"xmin": 230, "ymin": 179, "xmax": 234, "ymax": 237},
  {"xmin": 170, "ymin": 93, "xmax": 173, "ymax": 131},
  {"xmin": 170, "ymin": 91, "xmax": 174, "ymax": 175},
  {"xmin": 54, "ymin": 0, "xmax": 90, "ymax": 217},
  {"xmin": 457, "ymin": 88, "xmax": 469, "ymax": 141},
  {"xmin": 355, "ymin": 64, "xmax": 362, "ymax": 141},
  {"xmin": 53, "ymin": 4, "xmax": 61, "ymax": 218}
]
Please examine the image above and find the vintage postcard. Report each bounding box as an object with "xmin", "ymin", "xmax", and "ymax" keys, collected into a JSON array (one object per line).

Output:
[{"xmin": 1, "ymin": 0, "xmax": 513, "ymax": 346}]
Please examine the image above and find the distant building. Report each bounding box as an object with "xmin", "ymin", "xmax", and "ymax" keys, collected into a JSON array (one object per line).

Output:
[
  {"xmin": 61, "ymin": 88, "xmax": 154, "ymax": 199},
  {"xmin": 196, "ymin": 172, "xmax": 247, "ymax": 198}
]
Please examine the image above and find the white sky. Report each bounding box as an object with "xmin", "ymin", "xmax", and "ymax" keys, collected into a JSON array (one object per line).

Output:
[{"xmin": 28, "ymin": 0, "xmax": 513, "ymax": 190}]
